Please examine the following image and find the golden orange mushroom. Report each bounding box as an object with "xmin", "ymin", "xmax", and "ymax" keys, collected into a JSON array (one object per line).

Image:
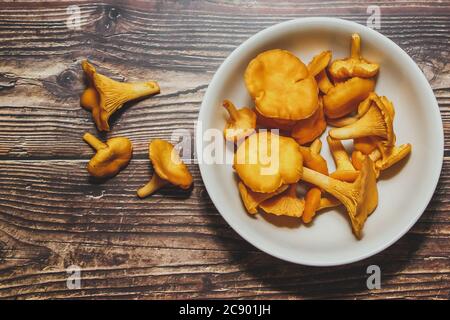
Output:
[
  {"xmin": 301, "ymin": 157, "xmax": 378, "ymax": 239},
  {"xmin": 259, "ymin": 184, "xmax": 305, "ymax": 218},
  {"xmin": 329, "ymin": 93, "xmax": 395, "ymax": 147},
  {"xmin": 245, "ymin": 49, "xmax": 319, "ymax": 120},
  {"xmin": 238, "ymin": 182, "xmax": 288, "ymax": 214},
  {"xmin": 298, "ymin": 139, "xmax": 329, "ymax": 223},
  {"xmin": 222, "ymin": 99, "xmax": 256, "ymax": 142},
  {"xmin": 327, "ymin": 136, "xmax": 359, "ymax": 182},
  {"xmin": 291, "ymin": 97, "xmax": 327, "ymax": 145},
  {"xmin": 233, "ymin": 131, "xmax": 303, "ymax": 193},
  {"xmin": 81, "ymin": 60, "xmax": 160, "ymax": 131},
  {"xmin": 137, "ymin": 139, "xmax": 193, "ymax": 198},
  {"xmin": 83, "ymin": 132, "xmax": 132, "ymax": 179},
  {"xmin": 329, "ymin": 33, "xmax": 379, "ymax": 79}
]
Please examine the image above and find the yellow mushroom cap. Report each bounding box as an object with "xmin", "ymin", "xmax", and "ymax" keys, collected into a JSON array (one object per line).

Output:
[
  {"xmin": 233, "ymin": 131, "xmax": 303, "ymax": 193},
  {"xmin": 149, "ymin": 139, "xmax": 193, "ymax": 189},
  {"xmin": 245, "ymin": 49, "xmax": 318, "ymax": 120},
  {"xmin": 83, "ymin": 133, "xmax": 133, "ymax": 179},
  {"xmin": 259, "ymin": 184, "xmax": 305, "ymax": 218},
  {"xmin": 291, "ymin": 97, "xmax": 327, "ymax": 145},
  {"xmin": 323, "ymin": 77, "xmax": 375, "ymax": 119},
  {"xmin": 307, "ymin": 50, "xmax": 332, "ymax": 77},
  {"xmin": 238, "ymin": 182, "xmax": 288, "ymax": 214}
]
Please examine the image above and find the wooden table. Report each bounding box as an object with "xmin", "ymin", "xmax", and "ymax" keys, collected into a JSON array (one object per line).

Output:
[{"xmin": 0, "ymin": 0, "xmax": 448, "ymax": 300}]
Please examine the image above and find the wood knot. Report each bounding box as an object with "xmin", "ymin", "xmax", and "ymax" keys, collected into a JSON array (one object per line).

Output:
[
  {"xmin": 57, "ymin": 69, "xmax": 78, "ymax": 89},
  {"xmin": 95, "ymin": 6, "xmax": 121, "ymax": 35}
]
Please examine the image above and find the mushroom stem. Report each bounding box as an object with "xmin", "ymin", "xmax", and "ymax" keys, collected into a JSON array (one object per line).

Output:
[
  {"xmin": 137, "ymin": 174, "xmax": 169, "ymax": 198},
  {"xmin": 301, "ymin": 157, "xmax": 378, "ymax": 238},
  {"xmin": 350, "ymin": 33, "xmax": 361, "ymax": 59},
  {"xmin": 83, "ymin": 133, "xmax": 107, "ymax": 151},
  {"xmin": 328, "ymin": 136, "xmax": 359, "ymax": 182},
  {"xmin": 222, "ymin": 100, "xmax": 239, "ymax": 121}
]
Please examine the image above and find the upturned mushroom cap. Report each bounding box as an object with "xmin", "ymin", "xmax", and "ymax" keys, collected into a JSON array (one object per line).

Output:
[
  {"xmin": 81, "ymin": 60, "xmax": 160, "ymax": 131},
  {"xmin": 149, "ymin": 139, "xmax": 193, "ymax": 189},
  {"xmin": 301, "ymin": 157, "xmax": 378, "ymax": 239},
  {"xmin": 307, "ymin": 51, "xmax": 332, "ymax": 77},
  {"xmin": 259, "ymin": 184, "xmax": 305, "ymax": 218},
  {"xmin": 323, "ymin": 77, "xmax": 375, "ymax": 119},
  {"xmin": 291, "ymin": 97, "xmax": 327, "ymax": 145},
  {"xmin": 83, "ymin": 132, "xmax": 133, "ymax": 179},
  {"xmin": 238, "ymin": 182, "xmax": 288, "ymax": 214},
  {"xmin": 329, "ymin": 33, "xmax": 380, "ymax": 79},
  {"xmin": 233, "ymin": 131, "xmax": 303, "ymax": 193},
  {"xmin": 371, "ymin": 143, "xmax": 412, "ymax": 171},
  {"xmin": 137, "ymin": 139, "xmax": 193, "ymax": 198},
  {"xmin": 245, "ymin": 49, "xmax": 319, "ymax": 120},
  {"xmin": 222, "ymin": 100, "xmax": 256, "ymax": 142},
  {"xmin": 329, "ymin": 93, "xmax": 395, "ymax": 146}
]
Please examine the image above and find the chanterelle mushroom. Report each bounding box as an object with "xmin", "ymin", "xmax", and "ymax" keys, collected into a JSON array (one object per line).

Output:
[
  {"xmin": 329, "ymin": 93, "xmax": 395, "ymax": 146},
  {"xmin": 238, "ymin": 182, "xmax": 288, "ymax": 214},
  {"xmin": 81, "ymin": 60, "xmax": 160, "ymax": 131},
  {"xmin": 301, "ymin": 157, "xmax": 378, "ymax": 239},
  {"xmin": 327, "ymin": 136, "xmax": 359, "ymax": 182},
  {"xmin": 137, "ymin": 139, "xmax": 193, "ymax": 198},
  {"xmin": 323, "ymin": 76, "xmax": 375, "ymax": 119},
  {"xmin": 259, "ymin": 184, "xmax": 305, "ymax": 218},
  {"xmin": 298, "ymin": 139, "xmax": 329, "ymax": 223},
  {"xmin": 83, "ymin": 132, "xmax": 132, "ymax": 179},
  {"xmin": 307, "ymin": 51, "xmax": 332, "ymax": 77},
  {"xmin": 245, "ymin": 49, "xmax": 319, "ymax": 120},
  {"xmin": 233, "ymin": 131, "xmax": 303, "ymax": 193},
  {"xmin": 291, "ymin": 97, "xmax": 327, "ymax": 145},
  {"xmin": 222, "ymin": 99, "xmax": 256, "ymax": 142},
  {"xmin": 370, "ymin": 143, "xmax": 412, "ymax": 172},
  {"xmin": 329, "ymin": 33, "xmax": 379, "ymax": 80}
]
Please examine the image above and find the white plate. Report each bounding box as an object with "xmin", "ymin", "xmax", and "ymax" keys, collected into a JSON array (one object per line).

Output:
[{"xmin": 196, "ymin": 18, "xmax": 443, "ymax": 266}]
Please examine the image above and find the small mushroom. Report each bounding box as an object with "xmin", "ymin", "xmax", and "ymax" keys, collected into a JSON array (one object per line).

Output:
[
  {"xmin": 307, "ymin": 51, "xmax": 332, "ymax": 77},
  {"xmin": 83, "ymin": 132, "xmax": 132, "ymax": 179},
  {"xmin": 323, "ymin": 77, "xmax": 375, "ymax": 119},
  {"xmin": 81, "ymin": 60, "xmax": 160, "ymax": 131},
  {"xmin": 370, "ymin": 143, "xmax": 412, "ymax": 172},
  {"xmin": 329, "ymin": 93, "xmax": 395, "ymax": 146},
  {"xmin": 238, "ymin": 182, "xmax": 289, "ymax": 214},
  {"xmin": 259, "ymin": 184, "xmax": 305, "ymax": 218},
  {"xmin": 234, "ymin": 131, "xmax": 303, "ymax": 193},
  {"xmin": 329, "ymin": 33, "xmax": 379, "ymax": 79},
  {"xmin": 291, "ymin": 97, "xmax": 327, "ymax": 145},
  {"xmin": 301, "ymin": 157, "xmax": 378, "ymax": 239},
  {"xmin": 137, "ymin": 139, "xmax": 193, "ymax": 198},
  {"xmin": 327, "ymin": 136, "xmax": 359, "ymax": 182},
  {"xmin": 222, "ymin": 100, "xmax": 256, "ymax": 142},
  {"xmin": 245, "ymin": 49, "xmax": 319, "ymax": 120},
  {"xmin": 298, "ymin": 139, "xmax": 329, "ymax": 223}
]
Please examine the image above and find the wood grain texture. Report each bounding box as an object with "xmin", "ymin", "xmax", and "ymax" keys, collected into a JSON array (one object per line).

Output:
[{"xmin": 0, "ymin": 0, "xmax": 449, "ymax": 300}]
